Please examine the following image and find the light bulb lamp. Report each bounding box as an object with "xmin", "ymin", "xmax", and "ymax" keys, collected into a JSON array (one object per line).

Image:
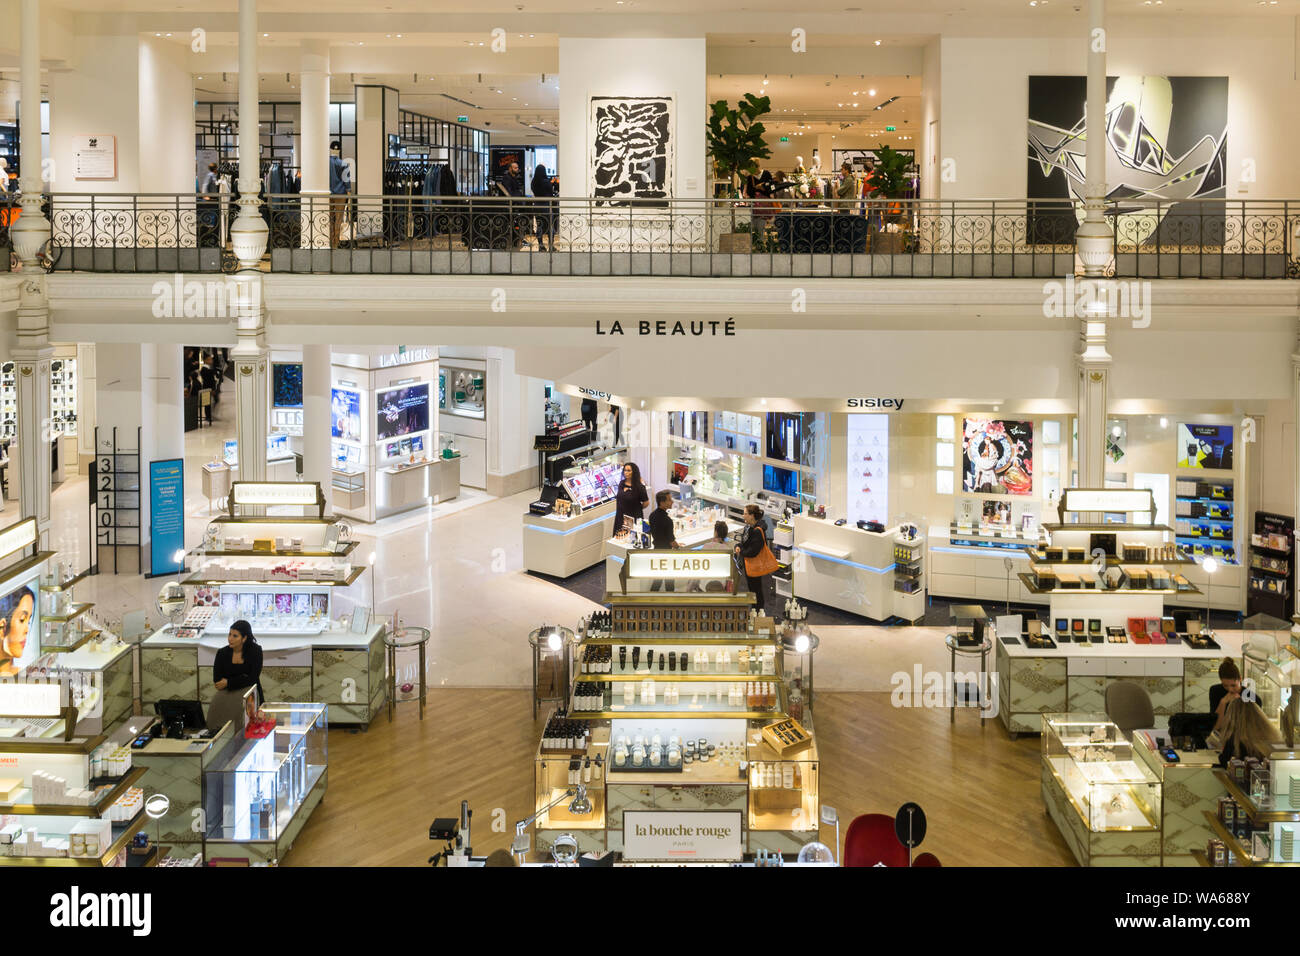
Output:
[
  {"xmin": 782, "ymin": 625, "xmax": 820, "ymax": 707},
  {"xmin": 1201, "ymin": 556, "xmax": 1217, "ymax": 631},
  {"xmin": 511, "ymin": 786, "xmax": 591, "ymax": 864}
]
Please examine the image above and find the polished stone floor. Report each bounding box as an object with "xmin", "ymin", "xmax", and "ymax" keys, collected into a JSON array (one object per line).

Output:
[{"xmin": 0, "ymin": 397, "xmax": 1257, "ymax": 694}]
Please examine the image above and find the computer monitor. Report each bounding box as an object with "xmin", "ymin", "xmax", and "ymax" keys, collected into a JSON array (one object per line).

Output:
[{"xmin": 155, "ymin": 699, "xmax": 205, "ymax": 731}]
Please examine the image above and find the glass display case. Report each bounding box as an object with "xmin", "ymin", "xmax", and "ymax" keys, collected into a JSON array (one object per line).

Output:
[
  {"xmin": 50, "ymin": 358, "xmax": 77, "ymax": 439},
  {"xmin": 747, "ymin": 724, "xmax": 819, "ymax": 833},
  {"xmin": 439, "ymin": 366, "xmax": 486, "ymax": 419},
  {"xmin": 435, "ymin": 431, "xmax": 461, "ymax": 460},
  {"xmin": 206, "ymin": 703, "xmax": 328, "ymax": 844},
  {"xmin": 1042, "ymin": 714, "xmax": 1161, "ymax": 832},
  {"xmin": 38, "ymin": 569, "xmax": 96, "ymax": 652}
]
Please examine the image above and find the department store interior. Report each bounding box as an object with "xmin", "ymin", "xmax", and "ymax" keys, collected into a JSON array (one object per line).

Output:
[{"xmin": 0, "ymin": 0, "xmax": 1298, "ymax": 877}]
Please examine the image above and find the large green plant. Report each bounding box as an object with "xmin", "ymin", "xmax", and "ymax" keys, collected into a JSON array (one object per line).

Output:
[
  {"xmin": 867, "ymin": 144, "xmax": 914, "ymax": 200},
  {"xmin": 706, "ymin": 94, "xmax": 772, "ymax": 199}
]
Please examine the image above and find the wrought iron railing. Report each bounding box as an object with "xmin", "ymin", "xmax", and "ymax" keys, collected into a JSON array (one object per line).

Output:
[{"xmin": 20, "ymin": 193, "xmax": 1299, "ymax": 279}]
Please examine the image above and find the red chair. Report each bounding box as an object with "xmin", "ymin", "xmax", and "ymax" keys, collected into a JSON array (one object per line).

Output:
[
  {"xmin": 842, "ymin": 814, "xmax": 909, "ymax": 867},
  {"xmin": 912, "ymin": 852, "xmax": 942, "ymax": 867}
]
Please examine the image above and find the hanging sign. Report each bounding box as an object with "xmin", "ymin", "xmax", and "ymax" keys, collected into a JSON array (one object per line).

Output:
[
  {"xmin": 73, "ymin": 134, "xmax": 118, "ymax": 180},
  {"xmin": 626, "ymin": 551, "xmax": 732, "ymax": 579}
]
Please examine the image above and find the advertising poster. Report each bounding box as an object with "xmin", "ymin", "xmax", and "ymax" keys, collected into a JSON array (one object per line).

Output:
[
  {"xmin": 149, "ymin": 458, "xmax": 185, "ymax": 577},
  {"xmin": 376, "ymin": 383, "xmax": 430, "ymax": 440},
  {"xmin": 1178, "ymin": 423, "xmax": 1233, "ymax": 470},
  {"xmin": 963, "ymin": 418, "xmax": 1033, "ymax": 496},
  {"xmin": 331, "ymin": 388, "xmax": 362, "ymax": 441},
  {"xmin": 0, "ymin": 574, "xmax": 39, "ymax": 676}
]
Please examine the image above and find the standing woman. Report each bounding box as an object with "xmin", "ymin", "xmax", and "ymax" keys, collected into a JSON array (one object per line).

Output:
[
  {"xmin": 531, "ymin": 164, "xmax": 556, "ymax": 252},
  {"xmin": 736, "ymin": 504, "xmax": 780, "ymax": 617},
  {"xmin": 209, "ymin": 619, "xmax": 265, "ymax": 731},
  {"xmin": 612, "ymin": 462, "xmax": 649, "ymax": 538}
]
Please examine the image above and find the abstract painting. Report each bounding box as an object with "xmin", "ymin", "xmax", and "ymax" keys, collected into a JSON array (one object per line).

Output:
[
  {"xmin": 589, "ymin": 96, "xmax": 673, "ymax": 204},
  {"xmin": 1027, "ymin": 75, "xmax": 1227, "ymax": 244}
]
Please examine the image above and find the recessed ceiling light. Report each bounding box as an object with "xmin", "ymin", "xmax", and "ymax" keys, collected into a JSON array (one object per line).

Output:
[
  {"xmin": 868, "ymin": 88, "xmax": 876, "ymax": 96},
  {"xmin": 874, "ymin": 39, "xmax": 881, "ymax": 45},
  {"xmin": 853, "ymin": 102, "xmax": 858, "ymax": 107},
  {"xmin": 263, "ymin": 33, "xmax": 269, "ymax": 37}
]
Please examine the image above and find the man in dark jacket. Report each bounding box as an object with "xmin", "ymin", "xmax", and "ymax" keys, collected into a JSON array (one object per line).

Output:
[{"xmin": 648, "ymin": 491, "xmax": 679, "ymax": 592}]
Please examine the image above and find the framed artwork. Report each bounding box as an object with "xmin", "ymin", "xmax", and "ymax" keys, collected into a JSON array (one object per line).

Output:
[
  {"xmin": 589, "ymin": 96, "xmax": 674, "ymax": 205},
  {"xmin": 962, "ymin": 418, "xmax": 1033, "ymax": 496}
]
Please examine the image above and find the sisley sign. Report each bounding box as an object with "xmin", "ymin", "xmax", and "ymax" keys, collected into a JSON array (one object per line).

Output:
[
  {"xmin": 622, "ymin": 810, "xmax": 743, "ymax": 861},
  {"xmin": 626, "ymin": 551, "xmax": 732, "ymax": 579}
]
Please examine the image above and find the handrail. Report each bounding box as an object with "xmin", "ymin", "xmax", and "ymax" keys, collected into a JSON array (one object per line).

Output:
[{"xmin": 4, "ymin": 191, "xmax": 1293, "ymax": 279}]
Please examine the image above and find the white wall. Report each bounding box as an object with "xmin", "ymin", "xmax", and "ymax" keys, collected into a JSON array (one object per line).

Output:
[
  {"xmin": 920, "ymin": 36, "xmax": 941, "ymax": 201},
  {"xmin": 559, "ymin": 37, "xmax": 707, "ymax": 199},
  {"xmin": 48, "ymin": 36, "xmax": 141, "ymax": 193},
  {"xmin": 138, "ymin": 38, "xmax": 195, "ymax": 193},
  {"xmin": 938, "ymin": 29, "xmax": 1300, "ymax": 199}
]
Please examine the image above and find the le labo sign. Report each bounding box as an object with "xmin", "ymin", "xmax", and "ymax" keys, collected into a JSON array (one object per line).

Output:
[
  {"xmin": 626, "ymin": 551, "xmax": 732, "ymax": 579},
  {"xmin": 622, "ymin": 810, "xmax": 744, "ymax": 862}
]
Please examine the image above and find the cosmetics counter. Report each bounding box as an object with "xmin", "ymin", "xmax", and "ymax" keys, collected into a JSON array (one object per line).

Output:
[
  {"xmin": 331, "ymin": 351, "xmax": 447, "ymax": 521},
  {"xmin": 0, "ymin": 521, "xmax": 134, "ymax": 741},
  {"xmin": 926, "ymin": 522, "xmax": 1042, "ymax": 607},
  {"xmin": 523, "ymin": 461, "xmax": 624, "ymax": 578},
  {"xmin": 791, "ymin": 515, "xmax": 925, "ymax": 623},
  {"xmin": 602, "ymin": 502, "xmax": 740, "ymax": 592},
  {"xmin": 996, "ymin": 626, "xmax": 1227, "ymax": 736},
  {"xmin": 140, "ymin": 483, "xmax": 387, "ymax": 728},
  {"xmin": 1040, "ymin": 714, "xmax": 1164, "ymax": 866},
  {"xmin": 0, "ymin": 714, "xmax": 157, "ymax": 867},
  {"xmin": 529, "ymin": 553, "xmax": 821, "ymax": 864}
]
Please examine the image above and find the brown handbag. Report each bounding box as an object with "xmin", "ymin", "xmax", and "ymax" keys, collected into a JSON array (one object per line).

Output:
[{"xmin": 743, "ymin": 527, "xmax": 780, "ymax": 577}]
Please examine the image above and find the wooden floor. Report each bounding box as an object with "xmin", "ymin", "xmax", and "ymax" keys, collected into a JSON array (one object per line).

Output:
[{"xmin": 283, "ymin": 690, "xmax": 1077, "ymax": 867}]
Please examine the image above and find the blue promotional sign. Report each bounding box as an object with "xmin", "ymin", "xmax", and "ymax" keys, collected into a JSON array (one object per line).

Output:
[{"xmin": 149, "ymin": 458, "xmax": 185, "ymax": 577}]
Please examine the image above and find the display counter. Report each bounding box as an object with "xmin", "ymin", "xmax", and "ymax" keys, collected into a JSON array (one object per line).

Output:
[
  {"xmin": 132, "ymin": 717, "xmax": 239, "ymax": 859},
  {"xmin": 995, "ymin": 631, "xmax": 1225, "ymax": 735},
  {"xmin": 602, "ymin": 513, "xmax": 739, "ymax": 593},
  {"xmin": 528, "ymin": 571, "xmax": 820, "ymax": 864},
  {"xmin": 376, "ymin": 454, "xmax": 460, "ymax": 520},
  {"xmin": 927, "ymin": 524, "xmax": 1041, "ymax": 606},
  {"xmin": 792, "ymin": 515, "xmax": 908, "ymax": 621},
  {"xmin": 522, "ymin": 499, "xmax": 617, "ymax": 578},
  {"xmin": 141, "ymin": 623, "xmax": 385, "ymax": 728},
  {"xmin": 203, "ymin": 702, "xmax": 328, "ymax": 866},
  {"xmin": 1132, "ymin": 731, "xmax": 1222, "ymax": 866},
  {"xmin": 1040, "ymin": 713, "xmax": 1163, "ymax": 866}
]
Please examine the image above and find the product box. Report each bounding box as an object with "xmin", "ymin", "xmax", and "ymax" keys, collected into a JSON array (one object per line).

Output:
[
  {"xmin": 71, "ymin": 819, "xmax": 112, "ymax": 858},
  {"xmin": 0, "ymin": 777, "xmax": 23, "ymax": 803}
]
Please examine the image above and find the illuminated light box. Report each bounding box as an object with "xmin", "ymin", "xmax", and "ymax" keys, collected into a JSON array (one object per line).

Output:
[
  {"xmin": 625, "ymin": 551, "xmax": 733, "ymax": 580},
  {"xmin": 230, "ymin": 482, "xmax": 321, "ymax": 508},
  {"xmin": 0, "ymin": 517, "xmax": 38, "ymax": 563}
]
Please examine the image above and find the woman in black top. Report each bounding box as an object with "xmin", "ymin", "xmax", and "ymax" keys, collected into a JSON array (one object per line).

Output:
[
  {"xmin": 612, "ymin": 462, "xmax": 649, "ymax": 537},
  {"xmin": 213, "ymin": 619, "xmax": 264, "ymax": 705},
  {"xmin": 735, "ymin": 504, "xmax": 773, "ymax": 615},
  {"xmin": 530, "ymin": 164, "xmax": 556, "ymax": 251}
]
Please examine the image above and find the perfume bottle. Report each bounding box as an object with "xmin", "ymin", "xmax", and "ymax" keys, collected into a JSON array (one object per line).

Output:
[{"xmin": 249, "ymin": 780, "xmax": 264, "ymax": 839}]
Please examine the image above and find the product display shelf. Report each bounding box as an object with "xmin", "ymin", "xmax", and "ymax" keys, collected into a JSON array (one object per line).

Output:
[
  {"xmin": 0, "ymin": 766, "xmax": 147, "ymax": 817},
  {"xmin": 1175, "ymin": 477, "xmax": 1237, "ymax": 566},
  {"xmin": 203, "ymin": 541, "xmax": 360, "ymax": 559},
  {"xmin": 1247, "ymin": 512, "xmax": 1294, "ymax": 620},
  {"xmin": 892, "ymin": 532, "xmax": 925, "ymax": 623},
  {"xmin": 181, "ymin": 568, "xmax": 366, "ymax": 588},
  {"xmin": 0, "ymin": 809, "xmax": 149, "ymax": 868},
  {"xmin": 1016, "ymin": 575, "xmax": 1201, "ymax": 596},
  {"xmin": 1214, "ymin": 770, "xmax": 1300, "ymax": 824}
]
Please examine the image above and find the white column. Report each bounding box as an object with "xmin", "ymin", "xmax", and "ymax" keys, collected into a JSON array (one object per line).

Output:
[
  {"xmin": 1076, "ymin": 319, "xmax": 1111, "ymax": 489},
  {"xmin": 299, "ymin": 40, "xmax": 330, "ymax": 249},
  {"xmin": 230, "ymin": 0, "xmax": 270, "ymax": 480},
  {"xmin": 302, "ymin": 344, "xmax": 333, "ymax": 510},
  {"xmin": 12, "ymin": 0, "xmax": 54, "ymax": 544},
  {"xmin": 1075, "ymin": 0, "xmax": 1112, "ymax": 275}
]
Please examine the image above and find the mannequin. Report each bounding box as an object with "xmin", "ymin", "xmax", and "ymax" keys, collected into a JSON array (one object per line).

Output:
[{"xmin": 809, "ymin": 149, "xmax": 822, "ymax": 174}]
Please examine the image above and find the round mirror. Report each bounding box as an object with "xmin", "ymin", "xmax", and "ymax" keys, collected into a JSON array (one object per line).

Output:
[{"xmin": 156, "ymin": 582, "xmax": 188, "ymax": 625}]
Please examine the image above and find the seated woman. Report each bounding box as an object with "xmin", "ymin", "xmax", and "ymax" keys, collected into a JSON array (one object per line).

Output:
[{"xmin": 1216, "ymin": 698, "xmax": 1281, "ymax": 768}]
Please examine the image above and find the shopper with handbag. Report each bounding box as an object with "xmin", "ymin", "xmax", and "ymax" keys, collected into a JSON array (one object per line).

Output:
[{"xmin": 735, "ymin": 504, "xmax": 779, "ymax": 616}]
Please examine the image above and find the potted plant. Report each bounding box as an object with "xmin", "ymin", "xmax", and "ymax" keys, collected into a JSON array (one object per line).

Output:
[
  {"xmin": 865, "ymin": 144, "xmax": 915, "ymax": 254},
  {"xmin": 706, "ymin": 93, "xmax": 771, "ymax": 253}
]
